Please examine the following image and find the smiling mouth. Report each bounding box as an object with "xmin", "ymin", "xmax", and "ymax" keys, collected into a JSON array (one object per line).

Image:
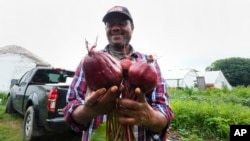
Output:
[
  {"xmin": 112, "ymin": 34, "xmax": 122, "ymax": 37},
  {"xmin": 112, "ymin": 35, "xmax": 122, "ymax": 40}
]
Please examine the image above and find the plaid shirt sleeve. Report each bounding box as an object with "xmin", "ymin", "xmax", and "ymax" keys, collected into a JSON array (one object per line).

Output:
[
  {"xmin": 63, "ymin": 58, "xmax": 88, "ymax": 132},
  {"xmin": 151, "ymin": 60, "xmax": 174, "ymax": 122}
]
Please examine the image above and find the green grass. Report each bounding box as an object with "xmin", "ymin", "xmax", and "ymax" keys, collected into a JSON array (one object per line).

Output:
[{"xmin": 0, "ymin": 92, "xmax": 23, "ymax": 141}]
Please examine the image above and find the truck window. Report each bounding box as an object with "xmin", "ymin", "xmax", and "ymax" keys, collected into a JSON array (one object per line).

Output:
[
  {"xmin": 32, "ymin": 71, "xmax": 49, "ymax": 83},
  {"xmin": 32, "ymin": 69, "xmax": 74, "ymax": 84},
  {"xmin": 19, "ymin": 71, "xmax": 33, "ymax": 85}
]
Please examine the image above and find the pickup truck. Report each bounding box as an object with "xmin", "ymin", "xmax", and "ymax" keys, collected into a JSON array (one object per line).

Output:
[{"xmin": 5, "ymin": 66, "xmax": 79, "ymax": 141}]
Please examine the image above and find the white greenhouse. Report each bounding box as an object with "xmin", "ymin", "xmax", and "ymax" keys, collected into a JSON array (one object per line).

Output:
[
  {"xmin": 164, "ymin": 69, "xmax": 198, "ymax": 89},
  {"xmin": 197, "ymin": 71, "xmax": 232, "ymax": 90},
  {"xmin": 163, "ymin": 69, "xmax": 232, "ymax": 90},
  {"xmin": 0, "ymin": 45, "xmax": 51, "ymax": 92}
]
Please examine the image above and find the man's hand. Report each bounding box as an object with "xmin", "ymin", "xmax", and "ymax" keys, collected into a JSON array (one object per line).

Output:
[
  {"xmin": 84, "ymin": 85, "xmax": 122, "ymax": 116},
  {"xmin": 117, "ymin": 87, "xmax": 168, "ymax": 132},
  {"xmin": 72, "ymin": 85, "xmax": 123, "ymax": 125}
]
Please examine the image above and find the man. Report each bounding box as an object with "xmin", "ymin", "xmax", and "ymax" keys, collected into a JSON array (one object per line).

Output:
[{"xmin": 63, "ymin": 6, "xmax": 174, "ymax": 141}]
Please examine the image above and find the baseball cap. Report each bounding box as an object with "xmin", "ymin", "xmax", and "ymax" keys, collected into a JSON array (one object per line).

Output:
[{"xmin": 102, "ymin": 6, "xmax": 133, "ymax": 23}]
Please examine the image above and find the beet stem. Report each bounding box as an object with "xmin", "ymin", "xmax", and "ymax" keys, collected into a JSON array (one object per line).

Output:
[
  {"xmin": 114, "ymin": 124, "xmax": 121, "ymax": 141},
  {"xmin": 85, "ymin": 37, "xmax": 98, "ymax": 55}
]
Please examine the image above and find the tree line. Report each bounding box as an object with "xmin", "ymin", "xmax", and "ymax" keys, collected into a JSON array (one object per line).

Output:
[{"xmin": 206, "ymin": 57, "xmax": 250, "ymax": 87}]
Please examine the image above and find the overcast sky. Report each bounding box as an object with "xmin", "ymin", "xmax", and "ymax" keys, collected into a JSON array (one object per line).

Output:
[{"xmin": 0, "ymin": 0, "xmax": 250, "ymax": 74}]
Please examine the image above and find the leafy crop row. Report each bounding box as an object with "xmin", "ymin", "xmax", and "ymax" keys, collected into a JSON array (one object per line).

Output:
[{"xmin": 169, "ymin": 87, "xmax": 250, "ymax": 141}]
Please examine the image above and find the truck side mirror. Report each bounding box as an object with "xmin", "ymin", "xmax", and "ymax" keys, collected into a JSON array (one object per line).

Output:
[{"xmin": 11, "ymin": 79, "xmax": 19, "ymax": 86}]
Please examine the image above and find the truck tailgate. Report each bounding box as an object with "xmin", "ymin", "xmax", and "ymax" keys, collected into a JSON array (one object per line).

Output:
[{"xmin": 47, "ymin": 85, "xmax": 69, "ymax": 118}]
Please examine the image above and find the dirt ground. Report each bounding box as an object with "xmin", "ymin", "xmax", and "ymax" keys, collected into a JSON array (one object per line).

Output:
[{"xmin": 167, "ymin": 129, "xmax": 182, "ymax": 141}]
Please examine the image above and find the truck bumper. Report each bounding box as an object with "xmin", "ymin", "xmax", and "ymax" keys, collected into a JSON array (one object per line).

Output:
[{"xmin": 46, "ymin": 117, "xmax": 71, "ymax": 132}]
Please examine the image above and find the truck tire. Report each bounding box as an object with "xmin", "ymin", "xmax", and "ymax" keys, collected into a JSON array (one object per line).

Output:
[
  {"xmin": 23, "ymin": 106, "xmax": 39, "ymax": 141},
  {"xmin": 5, "ymin": 95, "xmax": 16, "ymax": 113}
]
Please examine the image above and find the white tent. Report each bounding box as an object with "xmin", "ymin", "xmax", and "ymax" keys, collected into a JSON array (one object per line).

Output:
[
  {"xmin": 164, "ymin": 69, "xmax": 198, "ymax": 88},
  {"xmin": 197, "ymin": 71, "xmax": 233, "ymax": 90},
  {"xmin": 0, "ymin": 45, "xmax": 51, "ymax": 92}
]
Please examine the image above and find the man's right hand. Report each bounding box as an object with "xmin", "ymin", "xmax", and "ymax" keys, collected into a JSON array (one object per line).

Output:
[
  {"xmin": 85, "ymin": 85, "xmax": 122, "ymax": 116},
  {"xmin": 72, "ymin": 85, "xmax": 122, "ymax": 125}
]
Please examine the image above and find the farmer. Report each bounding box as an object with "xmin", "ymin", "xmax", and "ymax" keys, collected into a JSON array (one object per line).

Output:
[{"xmin": 63, "ymin": 6, "xmax": 174, "ymax": 141}]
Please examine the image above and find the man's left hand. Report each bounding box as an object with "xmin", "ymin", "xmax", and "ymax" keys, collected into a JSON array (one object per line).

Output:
[{"xmin": 117, "ymin": 87, "xmax": 154, "ymax": 126}]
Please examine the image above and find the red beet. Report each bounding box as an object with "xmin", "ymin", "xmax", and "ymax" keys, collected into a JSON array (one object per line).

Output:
[
  {"xmin": 83, "ymin": 40, "xmax": 123, "ymax": 90},
  {"xmin": 119, "ymin": 48, "xmax": 134, "ymax": 75},
  {"xmin": 128, "ymin": 60, "xmax": 158, "ymax": 93},
  {"xmin": 120, "ymin": 59, "xmax": 133, "ymax": 71},
  {"xmin": 119, "ymin": 59, "xmax": 134, "ymax": 78}
]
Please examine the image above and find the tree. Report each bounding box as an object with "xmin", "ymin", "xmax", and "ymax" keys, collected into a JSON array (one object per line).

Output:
[{"xmin": 206, "ymin": 57, "xmax": 250, "ymax": 86}]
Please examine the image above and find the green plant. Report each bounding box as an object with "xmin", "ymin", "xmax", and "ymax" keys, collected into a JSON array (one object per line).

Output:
[
  {"xmin": 169, "ymin": 86, "xmax": 250, "ymax": 141},
  {"xmin": 0, "ymin": 92, "xmax": 7, "ymax": 105}
]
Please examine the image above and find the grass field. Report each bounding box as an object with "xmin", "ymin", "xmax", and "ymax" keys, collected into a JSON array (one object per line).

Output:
[{"xmin": 0, "ymin": 105, "xmax": 23, "ymax": 141}]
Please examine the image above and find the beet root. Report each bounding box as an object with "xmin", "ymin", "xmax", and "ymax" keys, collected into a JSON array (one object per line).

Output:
[
  {"xmin": 83, "ymin": 40, "xmax": 123, "ymax": 90},
  {"xmin": 128, "ymin": 60, "xmax": 158, "ymax": 93}
]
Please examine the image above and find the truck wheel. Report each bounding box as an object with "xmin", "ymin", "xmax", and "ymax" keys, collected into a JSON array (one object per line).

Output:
[
  {"xmin": 5, "ymin": 95, "xmax": 16, "ymax": 113},
  {"xmin": 23, "ymin": 106, "xmax": 39, "ymax": 141}
]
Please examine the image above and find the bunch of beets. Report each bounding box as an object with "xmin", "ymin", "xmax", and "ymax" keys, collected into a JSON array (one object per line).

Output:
[{"xmin": 83, "ymin": 40, "xmax": 158, "ymax": 141}]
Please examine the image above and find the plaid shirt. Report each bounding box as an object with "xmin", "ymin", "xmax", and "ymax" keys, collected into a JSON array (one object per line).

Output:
[{"xmin": 63, "ymin": 46, "xmax": 174, "ymax": 141}]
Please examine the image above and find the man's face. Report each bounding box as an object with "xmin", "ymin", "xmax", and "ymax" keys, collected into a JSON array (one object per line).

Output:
[{"xmin": 105, "ymin": 15, "xmax": 134, "ymax": 49}]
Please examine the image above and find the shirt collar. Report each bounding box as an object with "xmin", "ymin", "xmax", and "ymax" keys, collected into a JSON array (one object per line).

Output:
[{"xmin": 103, "ymin": 45, "xmax": 138, "ymax": 60}]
